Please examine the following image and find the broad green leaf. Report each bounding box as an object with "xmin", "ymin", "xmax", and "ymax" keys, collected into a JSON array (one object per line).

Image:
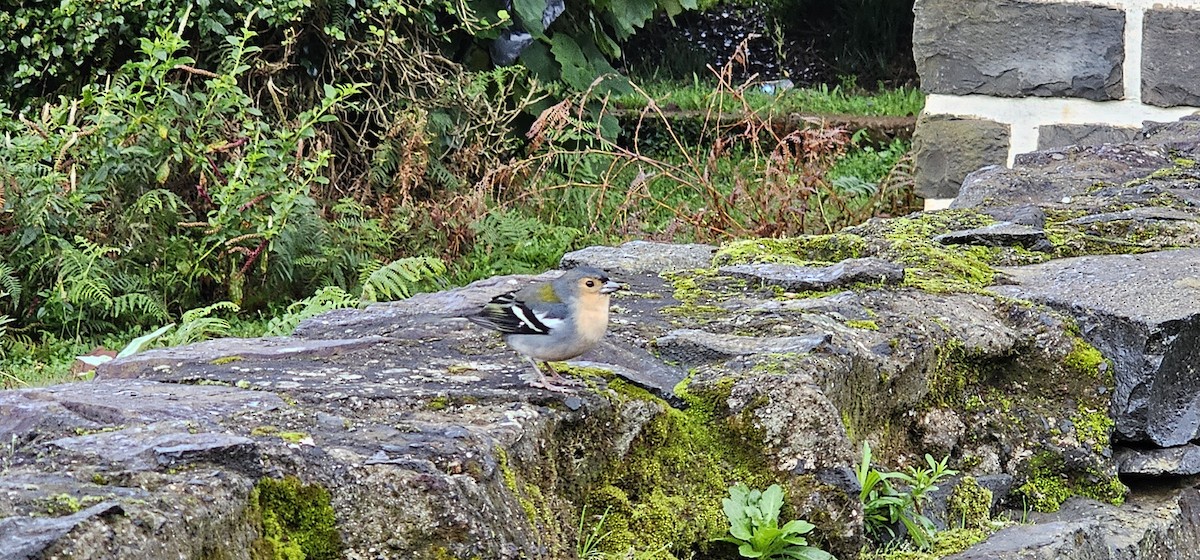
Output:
[
  {"xmin": 759, "ymin": 484, "xmax": 785, "ymax": 525},
  {"xmin": 738, "ymin": 542, "xmax": 764, "ymax": 558},
  {"xmin": 513, "ymin": 0, "xmax": 546, "ymax": 35},
  {"xmin": 549, "ymin": 35, "xmax": 593, "ymax": 91},
  {"xmin": 781, "ymin": 519, "xmax": 815, "ymax": 536},
  {"xmin": 116, "ymin": 323, "xmax": 176, "ymax": 358}
]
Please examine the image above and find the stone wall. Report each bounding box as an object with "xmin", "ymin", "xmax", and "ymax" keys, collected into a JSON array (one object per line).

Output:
[{"xmin": 912, "ymin": 0, "xmax": 1200, "ymax": 208}]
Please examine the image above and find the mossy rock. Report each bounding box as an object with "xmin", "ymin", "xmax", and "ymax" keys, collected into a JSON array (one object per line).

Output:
[{"xmin": 251, "ymin": 476, "xmax": 342, "ymax": 560}]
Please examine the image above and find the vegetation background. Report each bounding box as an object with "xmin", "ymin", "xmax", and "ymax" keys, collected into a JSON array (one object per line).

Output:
[{"xmin": 0, "ymin": 0, "xmax": 920, "ymax": 386}]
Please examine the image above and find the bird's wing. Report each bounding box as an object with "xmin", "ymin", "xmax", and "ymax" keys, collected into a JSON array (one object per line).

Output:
[{"xmin": 467, "ymin": 292, "xmax": 567, "ymax": 335}]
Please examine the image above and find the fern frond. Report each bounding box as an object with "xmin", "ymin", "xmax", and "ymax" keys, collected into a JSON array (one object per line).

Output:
[
  {"xmin": 358, "ymin": 256, "xmax": 447, "ymax": 303},
  {"xmin": 110, "ymin": 293, "xmax": 170, "ymax": 322},
  {"xmin": 166, "ymin": 301, "xmax": 241, "ymax": 346},
  {"xmin": 264, "ymin": 286, "xmax": 359, "ymax": 336}
]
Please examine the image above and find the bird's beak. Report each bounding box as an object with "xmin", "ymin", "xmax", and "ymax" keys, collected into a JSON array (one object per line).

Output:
[{"xmin": 600, "ymin": 280, "xmax": 623, "ymax": 294}]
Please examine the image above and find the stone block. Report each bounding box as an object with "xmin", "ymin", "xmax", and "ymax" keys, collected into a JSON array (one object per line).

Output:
[
  {"xmin": 913, "ymin": 0, "xmax": 1124, "ymax": 100},
  {"xmin": 1038, "ymin": 124, "xmax": 1141, "ymax": 150},
  {"xmin": 1142, "ymin": 9, "xmax": 1200, "ymax": 108},
  {"xmin": 994, "ymin": 248, "xmax": 1200, "ymax": 447},
  {"xmin": 912, "ymin": 114, "xmax": 1010, "ymax": 199}
]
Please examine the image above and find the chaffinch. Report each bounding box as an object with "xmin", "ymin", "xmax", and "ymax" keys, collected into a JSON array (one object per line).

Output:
[{"xmin": 467, "ymin": 266, "xmax": 622, "ymax": 391}]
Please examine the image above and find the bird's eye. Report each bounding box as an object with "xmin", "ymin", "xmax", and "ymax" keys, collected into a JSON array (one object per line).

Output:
[{"xmin": 585, "ymin": 280, "xmax": 596, "ymax": 288}]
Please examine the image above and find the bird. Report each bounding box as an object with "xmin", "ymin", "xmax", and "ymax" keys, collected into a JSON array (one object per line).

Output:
[{"xmin": 466, "ymin": 266, "xmax": 622, "ymax": 391}]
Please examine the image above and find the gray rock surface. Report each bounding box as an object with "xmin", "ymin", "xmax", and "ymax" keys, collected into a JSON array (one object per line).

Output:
[
  {"xmin": 993, "ymin": 249, "xmax": 1200, "ymax": 447},
  {"xmin": 912, "ymin": 114, "xmax": 1010, "ymax": 199},
  {"xmin": 1117, "ymin": 444, "xmax": 1200, "ymax": 476},
  {"xmin": 951, "ymin": 143, "xmax": 1174, "ymax": 210},
  {"xmin": 913, "ymin": 0, "xmax": 1124, "ymax": 100},
  {"xmin": 1141, "ymin": 9, "xmax": 1200, "ymax": 107},
  {"xmin": 719, "ymin": 258, "xmax": 905, "ymax": 292},
  {"xmin": 948, "ymin": 490, "xmax": 1200, "ymax": 560},
  {"xmin": 559, "ymin": 240, "xmax": 716, "ymax": 275},
  {"xmin": 1038, "ymin": 124, "xmax": 1142, "ymax": 150},
  {"xmin": 934, "ymin": 222, "xmax": 1048, "ymax": 249}
]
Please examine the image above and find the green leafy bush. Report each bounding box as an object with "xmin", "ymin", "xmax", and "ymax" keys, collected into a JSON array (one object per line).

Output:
[
  {"xmin": 717, "ymin": 483, "xmax": 834, "ymax": 560},
  {"xmin": 856, "ymin": 442, "xmax": 958, "ymax": 551}
]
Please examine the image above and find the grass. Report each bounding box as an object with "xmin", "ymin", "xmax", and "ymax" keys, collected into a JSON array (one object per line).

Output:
[{"xmin": 611, "ymin": 76, "xmax": 924, "ymax": 117}]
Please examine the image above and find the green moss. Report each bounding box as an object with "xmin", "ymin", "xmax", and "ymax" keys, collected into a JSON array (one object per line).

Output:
[
  {"xmin": 278, "ymin": 432, "xmax": 310, "ymax": 444},
  {"xmin": 1014, "ymin": 451, "xmax": 1125, "ymax": 512},
  {"xmin": 44, "ymin": 493, "xmax": 82, "ymax": 515},
  {"xmin": 1063, "ymin": 338, "xmax": 1105, "ymax": 378},
  {"xmin": 427, "ymin": 395, "xmax": 450, "ymax": 411},
  {"xmin": 575, "ymin": 375, "xmax": 823, "ymax": 558},
  {"xmin": 846, "ymin": 319, "xmax": 879, "ymax": 330},
  {"xmin": 930, "ymin": 527, "xmax": 989, "ymax": 556},
  {"xmin": 211, "ymin": 355, "xmax": 243, "ymax": 365},
  {"xmin": 250, "ymin": 476, "xmax": 341, "ymax": 560},
  {"xmin": 713, "ymin": 233, "xmax": 866, "ymax": 266},
  {"xmin": 252, "ymin": 425, "xmax": 279, "ymax": 436},
  {"xmin": 876, "ymin": 210, "xmax": 997, "ymax": 293},
  {"xmin": 91, "ymin": 472, "xmax": 109, "ymax": 485},
  {"xmin": 947, "ymin": 476, "xmax": 992, "ymax": 529},
  {"xmin": 1072, "ymin": 404, "xmax": 1114, "ymax": 454}
]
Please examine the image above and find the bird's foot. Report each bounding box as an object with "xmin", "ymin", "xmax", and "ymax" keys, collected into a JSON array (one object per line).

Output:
[
  {"xmin": 543, "ymin": 362, "xmax": 585, "ymax": 387},
  {"xmin": 528, "ymin": 379, "xmax": 577, "ymax": 393}
]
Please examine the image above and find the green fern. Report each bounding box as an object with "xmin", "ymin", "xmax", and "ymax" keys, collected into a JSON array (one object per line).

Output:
[
  {"xmin": 264, "ymin": 286, "xmax": 359, "ymax": 336},
  {"xmin": 0, "ymin": 261, "xmax": 22, "ymax": 309},
  {"xmin": 163, "ymin": 301, "xmax": 240, "ymax": 346},
  {"xmin": 358, "ymin": 257, "xmax": 447, "ymax": 303}
]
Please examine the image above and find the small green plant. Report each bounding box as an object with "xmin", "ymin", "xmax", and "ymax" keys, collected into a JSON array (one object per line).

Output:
[
  {"xmin": 576, "ymin": 505, "xmax": 613, "ymax": 559},
  {"xmin": 717, "ymin": 483, "xmax": 834, "ymax": 560},
  {"xmin": 856, "ymin": 442, "xmax": 957, "ymax": 551}
]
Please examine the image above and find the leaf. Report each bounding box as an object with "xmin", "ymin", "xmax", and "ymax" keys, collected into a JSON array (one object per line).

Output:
[
  {"xmin": 549, "ymin": 35, "xmax": 592, "ymax": 91},
  {"xmin": 606, "ymin": 0, "xmax": 655, "ymax": 39},
  {"xmin": 759, "ymin": 484, "xmax": 785, "ymax": 526},
  {"xmin": 737, "ymin": 542, "xmax": 764, "ymax": 558},
  {"xmin": 513, "ymin": 0, "xmax": 547, "ymax": 35},
  {"xmin": 116, "ymin": 323, "xmax": 176, "ymax": 358},
  {"xmin": 780, "ymin": 519, "xmax": 815, "ymax": 536}
]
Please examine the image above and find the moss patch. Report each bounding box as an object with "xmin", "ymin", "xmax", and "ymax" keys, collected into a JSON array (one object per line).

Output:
[
  {"xmin": 251, "ymin": 476, "xmax": 341, "ymax": 560},
  {"xmin": 1063, "ymin": 337, "xmax": 1106, "ymax": 378},
  {"xmin": 846, "ymin": 319, "xmax": 879, "ymax": 330},
  {"xmin": 1014, "ymin": 451, "xmax": 1125, "ymax": 512},
  {"xmin": 577, "ymin": 376, "xmax": 794, "ymax": 558},
  {"xmin": 947, "ymin": 476, "xmax": 992, "ymax": 530},
  {"xmin": 875, "ymin": 210, "xmax": 997, "ymax": 293},
  {"xmin": 1072, "ymin": 404, "xmax": 1114, "ymax": 454},
  {"xmin": 713, "ymin": 233, "xmax": 866, "ymax": 266}
]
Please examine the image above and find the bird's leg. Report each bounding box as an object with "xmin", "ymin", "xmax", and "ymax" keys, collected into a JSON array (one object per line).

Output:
[
  {"xmin": 523, "ymin": 357, "xmax": 573, "ymax": 393},
  {"xmin": 542, "ymin": 361, "xmax": 584, "ymax": 386}
]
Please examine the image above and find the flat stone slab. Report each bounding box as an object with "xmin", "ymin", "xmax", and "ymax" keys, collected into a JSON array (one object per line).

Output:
[
  {"xmin": 654, "ymin": 329, "xmax": 832, "ymax": 366},
  {"xmin": 947, "ymin": 490, "xmax": 1200, "ymax": 560},
  {"xmin": 560, "ymin": 240, "xmax": 716, "ymax": 275},
  {"xmin": 935, "ymin": 222, "xmax": 1049, "ymax": 249},
  {"xmin": 1116, "ymin": 444, "xmax": 1200, "ymax": 476},
  {"xmin": 993, "ymin": 248, "xmax": 1200, "ymax": 446},
  {"xmin": 719, "ymin": 258, "xmax": 905, "ymax": 292}
]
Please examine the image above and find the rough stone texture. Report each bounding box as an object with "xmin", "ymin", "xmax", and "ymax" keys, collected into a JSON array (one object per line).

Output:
[
  {"xmin": 1142, "ymin": 9, "xmax": 1200, "ymax": 108},
  {"xmin": 951, "ymin": 143, "xmax": 1175, "ymax": 210},
  {"xmin": 1038, "ymin": 124, "xmax": 1142, "ymax": 151},
  {"xmin": 993, "ymin": 249, "xmax": 1200, "ymax": 447},
  {"xmin": 1117, "ymin": 444, "xmax": 1200, "ymax": 476},
  {"xmin": 912, "ymin": 114, "xmax": 1010, "ymax": 199},
  {"xmin": 559, "ymin": 240, "xmax": 716, "ymax": 275},
  {"xmin": 653, "ymin": 329, "xmax": 832, "ymax": 367},
  {"xmin": 948, "ymin": 490, "xmax": 1200, "ymax": 560},
  {"xmin": 913, "ymin": 0, "xmax": 1124, "ymax": 100},
  {"xmin": 1141, "ymin": 116, "xmax": 1200, "ymax": 152},
  {"xmin": 17, "ymin": 132, "xmax": 1200, "ymax": 557},
  {"xmin": 719, "ymin": 258, "xmax": 905, "ymax": 292},
  {"xmin": 934, "ymin": 222, "xmax": 1048, "ymax": 249}
]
